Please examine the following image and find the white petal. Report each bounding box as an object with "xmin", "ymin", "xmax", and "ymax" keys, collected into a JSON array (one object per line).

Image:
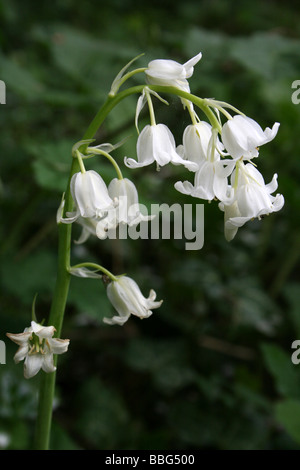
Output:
[
  {"xmin": 265, "ymin": 173, "xmax": 278, "ymax": 194},
  {"xmin": 194, "ymin": 163, "xmax": 215, "ymax": 200},
  {"xmin": 124, "ymin": 157, "xmax": 150, "ymax": 169},
  {"xmin": 48, "ymin": 338, "xmax": 70, "ymax": 355},
  {"xmin": 270, "ymin": 193, "xmax": 285, "ymax": 212},
  {"xmin": 14, "ymin": 344, "xmax": 30, "ymax": 363},
  {"xmin": 103, "ymin": 314, "xmax": 131, "ymax": 326},
  {"xmin": 60, "ymin": 210, "xmax": 80, "ymax": 223},
  {"xmin": 227, "ymin": 215, "xmax": 252, "ymax": 228},
  {"xmin": 183, "ymin": 52, "xmax": 202, "ymax": 77},
  {"xmin": 41, "ymin": 353, "xmax": 56, "ymax": 374},
  {"xmin": 170, "ymin": 152, "xmax": 199, "ymax": 171},
  {"xmin": 174, "ymin": 180, "xmax": 195, "ymax": 196},
  {"xmin": 262, "ymin": 122, "xmax": 280, "ymax": 144},
  {"xmin": 75, "ymin": 227, "xmax": 92, "ymax": 245},
  {"xmin": 146, "ymin": 59, "xmax": 185, "ymax": 80},
  {"xmin": 213, "ymin": 172, "xmax": 230, "ymax": 202},
  {"xmin": 75, "ymin": 216, "xmax": 98, "ymax": 243},
  {"xmin": 152, "ymin": 125, "xmax": 173, "ymax": 166},
  {"xmin": 107, "ymin": 280, "xmax": 132, "ymax": 318},
  {"xmin": 146, "ymin": 289, "xmax": 163, "ymax": 309},
  {"xmin": 219, "ymin": 199, "xmax": 241, "ymax": 241},
  {"xmin": 6, "ymin": 331, "xmax": 32, "ymax": 346},
  {"xmin": 24, "ymin": 354, "xmax": 43, "ymax": 379},
  {"xmin": 135, "ymin": 92, "xmax": 148, "ymax": 132},
  {"xmin": 116, "ymin": 277, "xmax": 157, "ymax": 318},
  {"xmin": 224, "ymin": 224, "xmax": 238, "ymax": 242},
  {"xmin": 31, "ymin": 322, "xmax": 55, "ymax": 339}
]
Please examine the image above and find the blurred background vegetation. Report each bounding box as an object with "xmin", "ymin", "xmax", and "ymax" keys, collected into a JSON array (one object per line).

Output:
[{"xmin": 1, "ymin": 0, "xmax": 300, "ymax": 450}]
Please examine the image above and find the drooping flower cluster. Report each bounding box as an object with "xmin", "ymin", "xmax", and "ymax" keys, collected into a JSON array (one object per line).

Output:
[
  {"xmin": 174, "ymin": 114, "xmax": 284, "ymax": 240},
  {"xmin": 57, "ymin": 52, "xmax": 284, "ymax": 328},
  {"xmin": 129, "ymin": 54, "xmax": 284, "ymax": 241}
]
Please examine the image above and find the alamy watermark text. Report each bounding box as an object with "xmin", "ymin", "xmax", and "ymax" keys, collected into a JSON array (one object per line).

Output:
[{"xmin": 0, "ymin": 80, "xmax": 6, "ymax": 104}]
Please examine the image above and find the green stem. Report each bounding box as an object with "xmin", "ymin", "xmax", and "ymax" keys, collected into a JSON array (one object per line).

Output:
[
  {"xmin": 33, "ymin": 156, "xmax": 79, "ymax": 450},
  {"xmin": 34, "ymin": 80, "xmax": 220, "ymax": 450},
  {"xmin": 109, "ymin": 67, "xmax": 147, "ymax": 96},
  {"xmin": 76, "ymin": 150, "xmax": 86, "ymax": 174},
  {"xmin": 185, "ymin": 100, "xmax": 198, "ymax": 126},
  {"xmin": 145, "ymin": 88, "xmax": 156, "ymax": 126},
  {"xmin": 87, "ymin": 148, "xmax": 123, "ymax": 180},
  {"xmin": 83, "ymin": 85, "xmax": 222, "ymax": 140}
]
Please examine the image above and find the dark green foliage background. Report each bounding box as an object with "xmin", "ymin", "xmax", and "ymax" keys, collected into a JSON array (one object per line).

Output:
[{"xmin": 1, "ymin": 0, "xmax": 300, "ymax": 450}]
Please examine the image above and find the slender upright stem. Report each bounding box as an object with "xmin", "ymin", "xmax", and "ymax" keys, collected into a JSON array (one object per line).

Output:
[{"xmin": 33, "ymin": 157, "xmax": 79, "ymax": 450}]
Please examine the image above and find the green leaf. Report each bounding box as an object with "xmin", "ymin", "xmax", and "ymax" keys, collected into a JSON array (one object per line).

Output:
[
  {"xmin": 275, "ymin": 400, "xmax": 300, "ymax": 445},
  {"xmin": 284, "ymin": 283, "xmax": 300, "ymax": 337},
  {"xmin": 0, "ymin": 54, "xmax": 45, "ymax": 100},
  {"xmin": 27, "ymin": 139, "xmax": 74, "ymax": 192},
  {"xmin": 50, "ymin": 421, "xmax": 81, "ymax": 450},
  {"xmin": 125, "ymin": 338, "xmax": 196, "ymax": 393},
  {"xmin": 74, "ymin": 378, "xmax": 129, "ymax": 449},
  {"xmin": 68, "ymin": 276, "xmax": 110, "ymax": 323},
  {"xmin": 228, "ymin": 277, "xmax": 280, "ymax": 335},
  {"xmin": 47, "ymin": 25, "xmax": 140, "ymax": 90},
  {"xmin": 229, "ymin": 33, "xmax": 300, "ymax": 80},
  {"xmin": 261, "ymin": 343, "xmax": 300, "ymax": 399},
  {"xmin": 0, "ymin": 251, "xmax": 57, "ymax": 306}
]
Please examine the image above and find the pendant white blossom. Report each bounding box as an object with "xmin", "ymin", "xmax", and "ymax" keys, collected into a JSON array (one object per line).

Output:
[
  {"xmin": 103, "ymin": 276, "xmax": 163, "ymax": 326},
  {"xmin": 219, "ymin": 163, "xmax": 284, "ymax": 241},
  {"xmin": 175, "ymin": 160, "xmax": 233, "ymax": 202},
  {"xmin": 145, "ymin": 53, "xmax": 202, "ymax": 92},
  {"xmin": 62, "ymin": 170, "xmax": 114, "ymax": 223},
  {"xmin": 221, "ymin": 115, "xmax": 280, "ymax": 160},
  {"xmin": 182, "ymin": 121, "xmax": 216, "ymax": 167},
  {"xmin": 124, "ymin": 124, "xmax": 198, "ymax": 171},
  {"xmin": 175, "ymin": 127, "xmax": 233, "ymax": 201}
]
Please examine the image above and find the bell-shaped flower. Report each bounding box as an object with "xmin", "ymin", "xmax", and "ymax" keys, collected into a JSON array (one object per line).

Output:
[
  {"xmin": 219, "ymin": 162, "xmax": 284, "ymax": 240},
  {"xmin": 182, "ymin": 121, "xmax": 214, "ymax": 167},
  {"xmin": 124, "ymin": 124, "xmax": 198, "ymax": 171},
  {"xmin": 175, "ymin": 128, "xmax": 234, "ymax": 201},
  {"xmin": 96, "ymin": 178, "xmax": 155, "ymax": 239},
  {"xmin": 61, "ymin": 170, "xmax": 115, "ymax": 224},
  {"xmin": 175, "ymin": 162, "xmax": 232, "ymax": 202},
  {"xmin": 6, "ymin": 321, "xmax": 69, "ymax": 379},
  {"xmin": 221, "ymin": 115, "xmax": 280, "ymax": 160},
  {"xmin": 181, "ymin": 121, "xmax": 226, "ymax": 169},
  {"xmin": 103, "ymin": 276, "xmax": 163, "ymax": 326},
  {"xmin": 145, "ymin": 53, "xmax": 202, "ymax": 92}
]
